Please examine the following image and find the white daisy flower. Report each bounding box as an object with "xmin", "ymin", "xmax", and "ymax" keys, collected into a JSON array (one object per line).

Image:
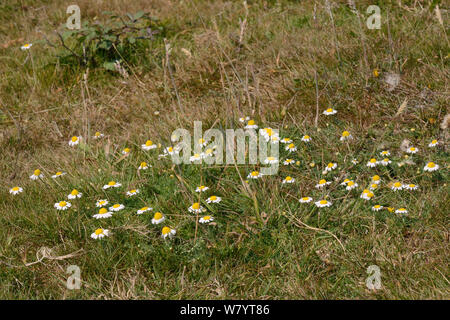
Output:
[
  {"xmin": 351, "ymin": 159, "xmax": 358, "ymax": 165},
  {"xmin": 103, "ymin": 181, "xmax": 122, "ymax": 189},
  {"xmin": 247, "ymin": 171, "xmax": 262, "ymax": 179},
  {"xmin": 366, "ymin": 158, "xmax": 378, "ymax": 168},
  {"xmin": 406, "ymin": 146, "xmax": 418, "ymax": 154},
  {"xmin": 270, "ymin": 135, "xmax": 280, "ymax": 144},
  {"xmin": 52, "ymin": 171, "xmax": 66, "ymax": 179},
  {"xmin": 197, "ymin": 138, "xmax": 208, "ymax": 147},
  {"xmin": 188, "ymin": 202, "xmax": 206, "ymax": 213},
  {"xmin": 360, "ymin": 190, "xmax": 374, "ymax": 200},
  {"xmin": 282, "ymin": 176, "xmax": 295, "ymax": 184},
  {"xmin": 315, "ymin": 199, "xmax": 332, "ymax": 207},
  {"xmin": 380, "ymin": 158, "xmax": 391, "ymax": 166},
  {"xmin": 151, "ymin": 212, "xmax": 165, "ymax": 224},
  {"xmin": 93, "ymin": 131, "xmax": 104, "ymax": 139},
  {"xmin": 324, "ymin": 162, "xmax": 337, "ymax": 172},
  {"xmin": 369, "ymin": 183, "xmax": 378, "ymax": 191},
  {"xmin": 93, "ymin": 208, "xmax": 113, "ymax": 219},
  {"xmin": 424, "ymin": 162, "xmax": 439, "ymax": 172},
  {"xmin": 137, "ymin": 206, "xmax": 152, "ymax": 215},
  {"xmin": 141, "ymin": 140, "xmax": 157, "ymax": 151},
  {"xmin": 428, "ymin": 139, "xmax": 438, "ymax": 148},
  {"xmin": 9, "ymin": 186, "xmax": 23, "ymax": 195},
  {"xmin": 322, "ymin": 108, "xmax": 337, "ymax": 115},
  {"xmin": 404, "ymin": 183, "xmax": 418, "ymax": 190},
  {"xmin": 285, "ymin": 143, "xmax": 297, "ymax": 152},
  {"xmin": 239, "ymin": 116, "xmax": 250, "ymax": 123},
  {"xmin": 283, "ymin": 159, "xmax": 295, "ymax": 165},
  {"xmin": 299, "ymin": 196, "xmax": 313, "ymax": 203},
  {"xmin": 138, "ymin": 162, "xmax": 149, "ymax": 170},
  {"xmin": 67, "ymin": 189, "xmax": 82, "ymax": 199},
  {"xmin": 259, "ymin": 128, "xmax": 278, "ymax": 142},
  {"xmin": 395, "ymin": 208, "xmax": 408, "ymax": 214},
  {"xmin": 30, "ymin": 169, "xmax": 44, "ymax": 180},
  {"xmin": 96, "ymin": 199, "xmax": 109, "ymax": 207},
  {"xmin": 372, "ymin": 205, "xmax": 383, "ymax": 211},
  {"xmin": 21, "ymin": 43, "xmax": 32, "ymax": 50},
  {"xmin": 202, "ymin": 148, "xmax": 216, "ymax": 158},
  {"xmin": 69, "ymin": 136, "xmax": 81, "ymax": 146},
  {"xmin": 164, "ymin": 146, "xmax": 179, "ymax": 156},
  {"xmin": 391, "ymin": 182, "xmax": 403, "ymax": 191},
  {"xmin": 109, "ymin": 204, "xmax": 125, "ymax": 212},
  {"xmin": 345, "ymin": 181, "xmax": 358, "ymax": 191},
  {"xmin": 195, "ymin": 185, "xmax": 209, "ymax": 193},
  {"xmin": 380, "ymin": 150, "xmax": 390, "ymax": 156},
  {"xmin": 122, "ymin": 147, "xmax": 131, "ymax": 155},
  {"xmin": 371, "ymin": 175, "xmax": 381, "ymax": 185},
  {"xmin": 301, "ymin": 135, "xmax": 311, "ymax": 142},
  {"xmin": 91, "ymin": 228, "xmax": 110, "ymax": 239},
  {"xmin": 190, "ymin": 153, "xmax": 202, "ymax": 162},
  {"xmin": 244, "ymin": 120, "xmax": 258, "ymax": 129},
  {"xmin": 264, "ymin": 156, "xmax": 278, "ymax": 164},
  {"xmin": 340, "ymin": 179, "xmax": 351, "ymax": 186},
  {"xmin": 206, "ymin": 196, "xmax": 221, "ymax": 203},
  {"xmin": 340, "ymin": 131, "xmax": 353, "ymax": 141},
  {"xmin": 315, "ymin": 179, "xmax": 331, "ymax": 189},
  {"xmin": 126, "ymin": 189, "xmax": 140, "ymax": 197},
  {"xmin": 54, "ymin": 201, "xmax": 71, "ymax": 210},
  {"xmin": 199, "ymin": 215, "xmax": 214, "ymax": 224},
  {"xmin": 171, "ymin": 133, "xmax": 180, "ymax": 143},
  {"xmin": 161, "ymin": 226, "xmax": 176, "ymax": 239},
  {"xmin": 280, "ymin": 138, "xmax": 293, "ymax": 144}
]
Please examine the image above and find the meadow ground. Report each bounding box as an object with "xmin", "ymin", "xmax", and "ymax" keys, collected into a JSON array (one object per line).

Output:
[{"xmin": 0, "ymin": 0, "xmax": 449, "ymax": 299}]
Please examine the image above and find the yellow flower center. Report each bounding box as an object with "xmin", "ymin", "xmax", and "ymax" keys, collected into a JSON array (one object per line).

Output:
[
  {"xmin": 431, "ymin": 140, "xmax": 437, "ymax": 144},
  {"xmin": 140, "ymin": 162, "xmax": 147, "ymax": 167},
  {"xmin": 383, "ymin": 158, "xmax": 389, "ymax": 162},
  {"xmin": 113, "ymin": 204, "xmax": 120, "ymax": 208},
  {"xmin": 251, "ymin": 171, "xmax": 259, "ymax": 176},
  {"xmin": 370, "ymin": 158, "xmax": 376, "ymax": 163},
  {"xmin": 162, "ymin": 227, "xmax": 171, "ymax": 235},
  {"xmin": 398, "ymin": 208, "xmax": 406, "ymax": 211},
  {"xmin": 388, "ymin": 207, "xmax": 394, "ymax": 212},
  {"xmin": 55, "ymin": 171, "xmax": 62, "ymax": 176},
  {"xmin": 394, "ymin": 182, "xmax": 402, "ymax": 188},
  {"xmin": 145, "ymin": 140, "xmax": 153, "ymax": 146},
  {"xmin": 99, "ymin": 208, "xmax": 108, "ymax": 214},
  {"xmin": 410, "ymin": 147, "xmax": 415, "ymax": 151},
  {"xmin": 374, "ymin": 205, "xmax": 381, "ymax": 209},
  {"xmin": 12, "ymin": 187, "xmax": 19, "ymax": 191},
  {"xmin": 342, "ymin": 131, "xmax": 350, "ymax": 137},
  {"xmin": 108, "ymin": 181, "xmax": 116, "ymax": 186},
  {"xmin": 70, "ymin": 189, "xmax": 78, "ymax": 195},
  {"xmin": 427, "ymin": 162, "xmax": 435, "ymax": 168},
  {"xmin": 326, "ymin": 108, "xmax": 333, "ymax": 113},
  {"xmin": 319, "ymin": 179, "xmax": 326, "ymax": 184},
  {"xmin": 371, "ymin": 184, "xmax": 378, "ymax": 189},
  {"xmin": 209, "ymin": 196, "xmax": 217, "ymax": 201},
  {"xmin": 129, "ymin": 189, "xmax": 136, "ymax": 193},
  {"xmin": 302, "ymin": 197, "xmax": 309, "ymax": 201},
  {"xmin": 320, "ymin": 200, "xmax": 328, "ymax": 205},
  {"xmin": 203, "ymin": 216, "xmax": 211, "ymax": 221},
  {"xmin": 247, "ymin": 120, "xmax": 255, "ymax": 125},
  {"xmin": 303, "ymin": 135, "xmax": 310, "ymax": 139},
  {"xmin": 347, "ymin": 181, "xmax": 354, "ymax": 186},
  {"xmin": 372, "ymin": 175, "xmax": 380, "ymax": 181},
  {"xmin": 288, "ymin": 143, "xmax": 295, "ymax": 149},
  {"xmin": 363, "ymin": 189, "xmax": 370, "ymax": 194},
  {"xmin": 168, "ymin": 147, "xmax": 173, "ymax": 152},
  {"xmin": 95, "ymin": 132, "xmax": 101, "ymax": 137},
  {"xmin": 34, "ymin": 169, "xmax": 41, "ymax": 176},
  {"xmin": 327, "ymin": 163, "xmax": 334, "ymax": 168},
  {"xmin": 409, "ymin": 184, "xmax": 415, "ymax": 188},
  {"xmin": 95, "ymin": 228, "xmax": 104, "ymax": 235},
  {"xmin": 71, "ymin": 136, "xmax": 78, "ymax": 142},
  {"xmin": 59, "ymin": 201, "xmax": 67, "ymax": 207},
  {"xmin": 123, "ymin": 148, "xmax": 130, "ymax": 153},
  {"xmin": 192, "ymin": 203, "xmax": 200, "ymax": 210},
  {"xmin": 154, "ymin": 212, "xmax": 163, "ymax": 220}
]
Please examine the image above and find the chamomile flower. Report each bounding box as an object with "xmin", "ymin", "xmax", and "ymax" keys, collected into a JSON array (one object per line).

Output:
[
  {"xmin": 199, "ymin": 215, "xmax": 214, "ymax": 224},
  {"xmin": 190, "ymin": 153, "xmax": 202, "ymax": 162},
  {"xmin": 372, "ymin": 205, "xmax": 383, "ymax": 211},
  {"xmin": 315, "ymin": 179, "xmax": 331, "ymax": 189},
  {"xmin": 138, "ymin": 162, "xmax": 149, "ymax": 170},
  {"xmin": 91, "ymin": 228, "xmax": 109, "ymax": 239},
  {"xmin": 197, "ymin": 138, "xmax": 208, "ymax": 147},
  {"xmin": 69, "ymin": 136, "xmax": 81, "ymax": 146},
  {"xmin": 247, "ymin": 171, "xmax": 262, "ymax": 179},
  {"xmin": 395, "ymin": 208, "xmax": 408, "ymax": 214},
  {"xmin": 283, "ymin": 159, "xmax": 295, "ymax": 165},
  {"xmin": 340, "ymin": 178, "xmax": 351, "ymax": 186},
  {"xmin": 30, "ymin": 169, "xmax": 44, "ymax": 180},
  {"xmin": 21, "ymin": 43, "xmax": 32, "ymax": 50},
  {"xmin": 380, "ymin": 150, "xmax": 390, "ymax": 157},
  {"xmin": 299, "ymin": 196, "xmax": 313, "ymax": 203},
  {"xmin": 67, "ymin": 189, "xmax": 82, "ymax": 199},
  {"xmin": 360, "ymin": 190, "xmax": 374, "ymax": 200},
  {"xmin": 270, "ymin": 135, "xmax": 280, "ymax": 144},
  {"xmin": 380, "ymin": 158, "xmax": 392, "ymax": 166},
  {"xmin": 322, "ymin": 108, "xmax": 337, "ymax": 115},
  {"xmin": 93, "ymin": 208, "xmax": 113, "ymax": 219},
  {"xmin": 324, "ymin": 162, "xmax": 337, "ymax": 172},
  {"xmin": 428, "ymin": 139, "xmax": 438, "ymax": 148},
  {"xmin": 188, "ymin": 202, "xmax": 206, "ymax": 213},
  {"xmin": 301, "ymin": 135, "xmax": 311, "ymax": 142},
  {"xmin": 285, "ymin": 143, "xmax": 297, "ymax": 152},
  {"xmin": 239, "ymin": 116, "xmax": 250, "ymax": 123},
  {"xmin": 280, "ymin": 138, "xmax": 293, "ymax": 144},
  {"xmin": 391, "ymin": 182, "xmax": 403, "ymax": 191},
  {"xmin": 345, "ymin": 181, "xmax": 358, "ymax": 191},
  {"xmin": 122, "ymin": 147, "xmax": 131, "ymax": 155},
  {"xmin": 103, "ymin": 181, "xmax": 122, "ymax": 189},
  {"xmin": 52, "ymin": 171, "xmax": 66, "ymax": 179},
  {"xmin": 404, "ymin": 183, "xmax": 418, "ymax": 190},
  {"xmin": 164, "ymin": 146, "xmax": 179, "ymax": 156},
  {"xmin": 245, "ymin": 120, "xmax": 258, "ymax": 129},
  {"xmin": 424, "ymin": 162, "xmax": 439, "ymax": 172},
  {"xmin": 206, "ymin": 196, "xmax": 221, "ymax": 203},
  {"xmin": 315, "ymin": 199, "xmax": 332, "ymax": 207},
  {"xmin": 109, "ymin": 204, "xmax": 124, "ymax": 212},
  {"xmin": 96, "ymin": 199, "xmax": 108, "ymax": 207},
  {"xmin": 151, "ymin": 212, "xmax": 165, "ymax": 224},
  {"xmin": 137, "ymin": 206, "xmax": 152, "ymax": 215},
  {"xmin": 369, "ymin": 183, "xmax": 378, "ymax": 191},
  {"xmin": 366, "ymin": 158, "xmax": 378, "ymax": 168},
  {"xmin": 203, "ymin": 148, "xmax": 216, "ymax": 158},
  {"xmin": 9, "ymin": 186, "xmax": 23, "ymax": 195},
  {"xmin": 171, "ymin": 133, "xmax": 180, "ymax": 143},
  {"xmin": 161, "ymin": 226, "xmax": 176, "ymax": 239},
  {"xmin": 351, "ymin": 159, "xmax": 358, "ymax": 165},
  {"xmin": 282, "ymin": 176, "xmax": 295, "ymax": 184},
  {"xmin": 371, "ymin": 175, "xmax": 381, "ymax": 185},
  {"xmin": 54, "ymin": 201, "xmax": 71, "ymax": 210},
  {"xmin": 126, "ymin": 189, "xmax": 139, "ymax": 197},
  {"xmin": 264, "ymin": 156, "xmax": 278, "ymax": 164},
  {"xmin": 195, "ymin": 185, "xmax": 209, "ymax": 193},
  {"xmin": 141, "ymin": 140, "xmax": 157, "ymax": 151},
  {"xmin": 93, "ymin": 131, "xmax": 104, "ymax": 139},
  {"xmin": 406, "ymin": 146, "xmax": 418, "ymax": 154},
  {"xmin": 340, "ymin": 131, "xmax": 353, "ymax": 141},
  {"xmin": 260, "ymin": 128, "xmax": 279, "ymax": 143}
]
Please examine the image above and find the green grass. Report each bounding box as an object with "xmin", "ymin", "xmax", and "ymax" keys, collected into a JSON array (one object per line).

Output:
[{"xmin": 0, "ymin": 0, "xmax": 448, "ymax": 299}]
